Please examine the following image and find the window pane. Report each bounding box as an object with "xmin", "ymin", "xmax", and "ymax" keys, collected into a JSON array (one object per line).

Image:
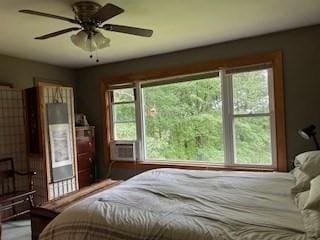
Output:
[
  {"xmin": 234, "ymin": 116, "xmax": 272, "ymax": 165},
  {"xmin": 114, "ymin": 122, "xmax": 136, "ymax": 140},
  {"xmin": 143, "ymin": 77, "xmax": 224, "ymax": 163},
  {"xmin": 113, "ymin": 88, "xmax": 134, "ymax": 102},
  {"xmin": 113, "ymin": 103, "xmax": 135, "ymax": 122},
  {"xmin": 233, "ymin": 69, "xmax": 270, "ymax": 114}
]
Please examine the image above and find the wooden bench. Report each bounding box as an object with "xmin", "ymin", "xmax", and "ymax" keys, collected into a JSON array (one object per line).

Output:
[{"xmin": 31, "ymin": 179, "xmax": 121, "ymax": 240}]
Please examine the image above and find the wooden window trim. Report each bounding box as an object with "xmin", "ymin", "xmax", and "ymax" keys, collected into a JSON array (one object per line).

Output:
[
  {"xmin": 110, "ymin": 161, "xmax": 274, "ymax": 172},
  {"xmin": 101, "ymin": 51, "xmax": 287, "ymax": 172}
]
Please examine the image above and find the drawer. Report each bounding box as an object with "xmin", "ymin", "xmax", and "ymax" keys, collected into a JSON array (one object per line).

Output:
[
  {"xmin": 76, "ymin": 136, "xmax": 94, "ymax": 143},
  {"xmin": 76, "ymin": 139, "xmax": 95, "ymax": 154},
  {"xmin": 76, "ymin": 128, "xmax": 95, "ymax": 138},
  {"xmin": 78, "ymin": 169, "xmax": 93, "ymax": 189},
  {"xmin": 77, "ymin": 152, "xmax": 93, "ymax": 171}
]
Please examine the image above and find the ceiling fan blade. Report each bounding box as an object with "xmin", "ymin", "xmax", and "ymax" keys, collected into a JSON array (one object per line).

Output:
[
  {"xmin": 19, "ymin": 10, "xmax": 78, "ymax": 24},
  {"xmin": 102, "ymin": 24, "xmax": 153, "ymax": 37},
  {"xmin": 35, "ymin": 27, "xmax": 81, "ymax": 40},
  {"xmin": 93, "ymin": 3, "xmax": 124, "ymax": 23}
]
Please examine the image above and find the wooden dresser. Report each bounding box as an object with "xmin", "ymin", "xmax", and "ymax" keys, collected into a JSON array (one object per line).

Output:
[{"xmin": 76, "ymin": 126, "xmax": 95, "ymax": 188}]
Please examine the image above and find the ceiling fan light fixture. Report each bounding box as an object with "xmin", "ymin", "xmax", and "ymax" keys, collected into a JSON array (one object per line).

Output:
[
  {"xmin": 84, "ymin": 35, "xmax": 98, "ymax": 52},
  {"xmin": 93, "ymin": 31, "xmax": 110, "ymax": 49},
  {"xmin": 71, "ymin": 30, "xmax": 110, "ymax": 52},
  {"xmin": 71, "ymin": 30, "xmax": 88, "ymax": 50}
]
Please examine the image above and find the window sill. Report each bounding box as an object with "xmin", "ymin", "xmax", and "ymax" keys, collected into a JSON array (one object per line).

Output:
[{"xmin": 111, "ymin": 160, "xmax": 275, "ymax": 172}]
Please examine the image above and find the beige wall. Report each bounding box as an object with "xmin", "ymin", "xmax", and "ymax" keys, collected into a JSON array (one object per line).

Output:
[
  {"xmin": 0, "ymin": 54, "xmax": 76, "ymax": 89},
  {"xmin": 76, "ymin": 25, "xmax": 320, "ymax": 179}
]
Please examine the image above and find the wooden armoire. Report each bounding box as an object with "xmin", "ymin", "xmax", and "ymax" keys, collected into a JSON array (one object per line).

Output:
[{"xmin": 25, "ymin": 86, "xmax": 78, "ymax": 205}]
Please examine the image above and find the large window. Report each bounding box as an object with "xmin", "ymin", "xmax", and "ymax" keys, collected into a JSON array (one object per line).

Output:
[{"xmin": 108, "ymin": 65, "xmax": 277, "ymax": 168}]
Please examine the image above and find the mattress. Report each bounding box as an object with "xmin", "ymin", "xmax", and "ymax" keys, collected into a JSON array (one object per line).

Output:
[{"xmin": 40, "ymin": 168, "xmax": 309, "ymax": 240}]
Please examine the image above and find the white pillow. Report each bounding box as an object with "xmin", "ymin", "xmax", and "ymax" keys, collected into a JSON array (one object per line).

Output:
[
  {"xmin": 291, "ymin": 168, "xmax": 312, "ymax": 193},
  {"xmin": 304, "ymin": 175, "xmax": 320, "ymax": 210},
  {"xmin": 298, "ymin": 151, "xmax": 320, "ymax": 177},
  {"xmin": 295, "ymin": 150, "xmax": 320, "ymax": 166}
]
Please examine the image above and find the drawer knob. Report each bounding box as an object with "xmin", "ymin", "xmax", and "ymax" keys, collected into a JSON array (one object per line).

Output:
[{"xmin": 89, "ymin": 157, "xmax": 92, "ymax": 162}]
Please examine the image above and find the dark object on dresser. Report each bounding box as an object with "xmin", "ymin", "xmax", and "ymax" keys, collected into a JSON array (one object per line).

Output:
[
  {"xmin": 76, "ymin": 126, "xmax": 95, "ymax": 188},
  {"xmin": 31, "ymin": 179, "xmax": 121, "ymax": 240},
  {"xmin": 0, "ymin": 157, "xmax": 36, "ymax": 221}
]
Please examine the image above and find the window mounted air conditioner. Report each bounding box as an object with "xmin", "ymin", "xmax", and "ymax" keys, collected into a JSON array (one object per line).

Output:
[{"xmin": 110, "ymin": 141, "xmax": 136, "ymax": 161}]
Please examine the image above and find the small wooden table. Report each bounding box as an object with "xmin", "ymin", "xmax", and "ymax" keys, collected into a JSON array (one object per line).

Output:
[{"xmin": 31, "ymin": 179, "xmax": 121, "ymax": 240}]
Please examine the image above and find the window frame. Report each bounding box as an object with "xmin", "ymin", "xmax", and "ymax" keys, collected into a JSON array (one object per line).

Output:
[
  {"xmin": 109, "ymin": 87, "xmax": 137, "ymax": 141},
  {"xmin": 222, "ymin": 68, "xmax": 277, "ymax": 168},
  {"xmin": 102, "ymin": 51, "xmax": 287, "ymax": 172}
]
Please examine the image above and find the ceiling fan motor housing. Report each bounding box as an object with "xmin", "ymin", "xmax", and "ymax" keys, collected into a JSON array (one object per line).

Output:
[{"xmin": 72, "ymin": 1, "xmax": 102, "ymax": 24}]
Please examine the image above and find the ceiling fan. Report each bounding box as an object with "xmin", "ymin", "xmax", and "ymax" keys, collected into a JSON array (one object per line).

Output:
[{"xmin": 19, "ymin": 1, "xmax": 154, "ymax": 62}]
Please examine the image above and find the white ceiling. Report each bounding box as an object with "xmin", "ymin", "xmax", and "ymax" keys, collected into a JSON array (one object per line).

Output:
[{"xmin": 1, "ymin": 0, "xmax": 320, "ymax": 69}]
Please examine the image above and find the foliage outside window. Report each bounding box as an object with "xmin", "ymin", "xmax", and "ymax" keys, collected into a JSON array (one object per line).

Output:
[
  {"xmin": 143, "ymin": 77, "xmax": 224, "ymax": 163},
  {"xmin": 109, "ymin": 66, "xmax": 276, "ymax": 167}
]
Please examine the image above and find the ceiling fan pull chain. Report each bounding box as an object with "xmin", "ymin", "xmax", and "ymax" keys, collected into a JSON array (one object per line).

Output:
[
  {"xmin": 95, "ymin": 49, "xmax": 100, "ymax": 63},
  {"xmin": 89, "ymin": 34, "xmax": 93, "ymax": 59}
]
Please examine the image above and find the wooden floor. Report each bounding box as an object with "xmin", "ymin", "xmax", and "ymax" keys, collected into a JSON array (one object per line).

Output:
[{"xmin": 2, "ymin": 219, "xmax": 31, "ymax": 240}]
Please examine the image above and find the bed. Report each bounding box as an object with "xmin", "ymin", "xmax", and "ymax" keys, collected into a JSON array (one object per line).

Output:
[{"xmin": 38, "ymin": 168, "xmax": 316, "ymax": 240}]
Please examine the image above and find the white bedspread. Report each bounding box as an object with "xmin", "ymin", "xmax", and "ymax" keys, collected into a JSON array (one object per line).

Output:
[{"xmin": 40, "ymin": 169, "xmax": 310, "ymax": 240}]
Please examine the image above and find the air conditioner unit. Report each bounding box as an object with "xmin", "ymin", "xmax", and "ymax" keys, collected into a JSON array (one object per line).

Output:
[{"xmin": 110, "ymin": 141, "xmax": 136, "ymax": 161}]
